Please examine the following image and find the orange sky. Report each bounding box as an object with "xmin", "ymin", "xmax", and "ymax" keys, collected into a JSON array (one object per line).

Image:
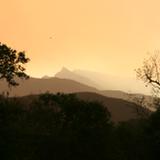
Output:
[{"xmin": 1, "ymin": 0, "xmax": 160, "ymax": 77}]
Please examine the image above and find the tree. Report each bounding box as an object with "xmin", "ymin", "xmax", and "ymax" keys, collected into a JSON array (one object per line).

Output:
[
  {"xmin": 136, "ymin": 53, "xmax": 160, "ymax": 95},
  {"xmin": 0, "ymin": 43, "xmax": 30, "ymax": 87}
]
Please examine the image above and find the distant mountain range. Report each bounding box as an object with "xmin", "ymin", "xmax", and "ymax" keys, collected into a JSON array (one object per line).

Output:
[
  {"xmin": 55, "ymin": 67, "xmax": 152, "ymax": 95},
  {"xmin": 55, "ymin": 67, "xmax": 155, "ymax": 111},
  {"xmin": 0, "ymin": 73, "xmax": 152, "ymax": 122},
  {"xmin": 0, "ymin": 74, "xmax": 149, "ymax": 102},
  {"xmin": 1, "ymin": 76, "xmax": 132, "ymax": 101},
  {"xmin": 0, "ymin": 67, "xmax": 154, "ymax": 108}
]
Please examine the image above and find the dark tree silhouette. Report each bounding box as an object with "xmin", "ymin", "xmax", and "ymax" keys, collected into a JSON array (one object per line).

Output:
[
  {"xmin": 1, "ymin": 92, "xmax": 160, "ymax": 160},
  {"xmin": 0, "ymin": 43, "xmax": 30, "ymax": 87}
]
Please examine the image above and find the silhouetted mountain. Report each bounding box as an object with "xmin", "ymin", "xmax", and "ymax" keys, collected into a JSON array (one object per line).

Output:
[
  {"xmin": 0, "ymin": 75, "xmax": 154, "ymax": 111},
  {"xmin": 54, "ymin": 68, "xmax": 152, "ymax": 94},
  {"xmin": 76, "ymin": 92, "xmax": 149, "ymax": 122},
  {"xmin": 101, "ymin": 90, "xmax": 129, "ymax": 99},
  {"xmin": 101, "ymin": 90, "xmax": 155, "ymax": 111},
  {"xmin": 16, "ymin": 91, "xmax": 149, "ymax": 122},
  {"xmin": 73, "ymin": 69, "xmax": 152, "ymax": 95},
  {"xmin": 1, "ymin": 75, "xmax": 154, "ymax": 104},
  {"xmin": 0, "ymin": 77, "xmax": 98, "ymax": 97},
  {"xmin": 0, "ymin": 76, "xmax": 152, "ymax": 122},
  {"xmin": 55, "ymin": 67, "xmax": 98, "ymax": 88}
]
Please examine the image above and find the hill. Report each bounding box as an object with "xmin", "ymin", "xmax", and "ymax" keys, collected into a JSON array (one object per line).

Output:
[
  {"xmin": 0, "ymin": 77, "xmax": 98, "ymax": 97},
  {"xmin": 76, "ymin": 92, "xmax": 149, "ymax": 122},
  {"xmin": 16, "ymin": 92, "xmax": 148, "ymax": 123}
]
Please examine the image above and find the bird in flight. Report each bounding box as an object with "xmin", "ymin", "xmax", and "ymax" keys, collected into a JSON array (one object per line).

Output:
[{"xmin": 49, "ymin": 34, "xmax": 56, "ymax": 39}]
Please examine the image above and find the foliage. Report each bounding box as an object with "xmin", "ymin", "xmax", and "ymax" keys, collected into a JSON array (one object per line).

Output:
[
  {"xmin": 0, "ymin": 93, "xmax": 112, "ymax": 160},
  {"xmin": 1, "ymin": 93, "xmax": 160, "ymax": 160},
  {"xmin": 0, "ymin": 43, "xmax": 30, "ymax": 87}
]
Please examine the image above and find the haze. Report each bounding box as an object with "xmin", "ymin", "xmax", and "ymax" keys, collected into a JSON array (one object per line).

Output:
[{"xmin": 1, "ymin": 0, "xmax": 160, "ymax": 78}]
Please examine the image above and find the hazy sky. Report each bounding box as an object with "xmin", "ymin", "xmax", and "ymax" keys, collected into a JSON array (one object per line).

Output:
[{"xmin": 1, "ymin": 0, "xmax": 160, "ymax": 77}]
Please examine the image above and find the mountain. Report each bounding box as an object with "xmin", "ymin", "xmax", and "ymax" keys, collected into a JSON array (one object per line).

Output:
[
  {"xmin": 55, "ymin": 67, "xmax": 98, "ymax": 88},
  {"xmin": 53, "ymin": 68, "xmax": 154, "ymax": 107},
  {"xmin": 0, "ymin": 76, "xmax": 136, "ymax": 99},
  {"xmin": 54, "ymin": 67, "xmax": 152, "ymax": 95},
  {"xmin": 101, "ymin": 90, "xmax": 130, "ymax": 100},
  {"xmin": 0, "ymin": 77, "xmax": 152, "ymax": 122},
  {"xmin": 76, "ymin": 92, "xmax": 150, "ymax": 122},
  {"xmin": 17, "ymin": 92, "xmax": 149, "ymax": 122},
  {"xmin": 0, "ymin": 77, "xmax": 98, "ymax": 97},
  {"xmin": 0, "ymin": 76, "xmax": 154, "ymax": 111},
  {"xmin": 73, "ymin": 69, "xmax": 152, "ymax": 95},
  {"xmin": 101, "ymin": 90, "xmax": 156, "ymax": 111}
]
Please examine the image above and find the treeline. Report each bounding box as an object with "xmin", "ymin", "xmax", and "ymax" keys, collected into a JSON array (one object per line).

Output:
[{"xmin": 0, "ymin": 93, "xmax": 160, "ymax": 160}]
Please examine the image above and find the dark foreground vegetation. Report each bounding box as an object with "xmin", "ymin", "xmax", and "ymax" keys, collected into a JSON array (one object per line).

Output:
[{"xmin": 0, "ymin": 93, "xmax": 160, "ymax": 160}]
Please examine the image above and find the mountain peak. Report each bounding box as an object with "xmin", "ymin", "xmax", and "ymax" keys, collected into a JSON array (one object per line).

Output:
[
  {"xmin": 54, "ymin": 67, "xmax": 98, "ymax": 88},
  {"xmin": 55, "ymin": 67, "xmax": 73, "ymax": 78},
  {"xmin": 61, "ymin": 67, "xmax": 71, "ymax": 72}
]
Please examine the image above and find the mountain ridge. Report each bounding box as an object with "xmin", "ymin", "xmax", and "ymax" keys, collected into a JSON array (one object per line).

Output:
[{"xmin": 55, "ymin": 67, "xmax": 98, "ymax": 88}]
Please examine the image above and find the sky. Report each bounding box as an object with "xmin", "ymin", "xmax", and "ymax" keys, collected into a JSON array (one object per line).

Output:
[{"xmin": 1, "ymin": 0, "xmax": 160, "ymax": 78}]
